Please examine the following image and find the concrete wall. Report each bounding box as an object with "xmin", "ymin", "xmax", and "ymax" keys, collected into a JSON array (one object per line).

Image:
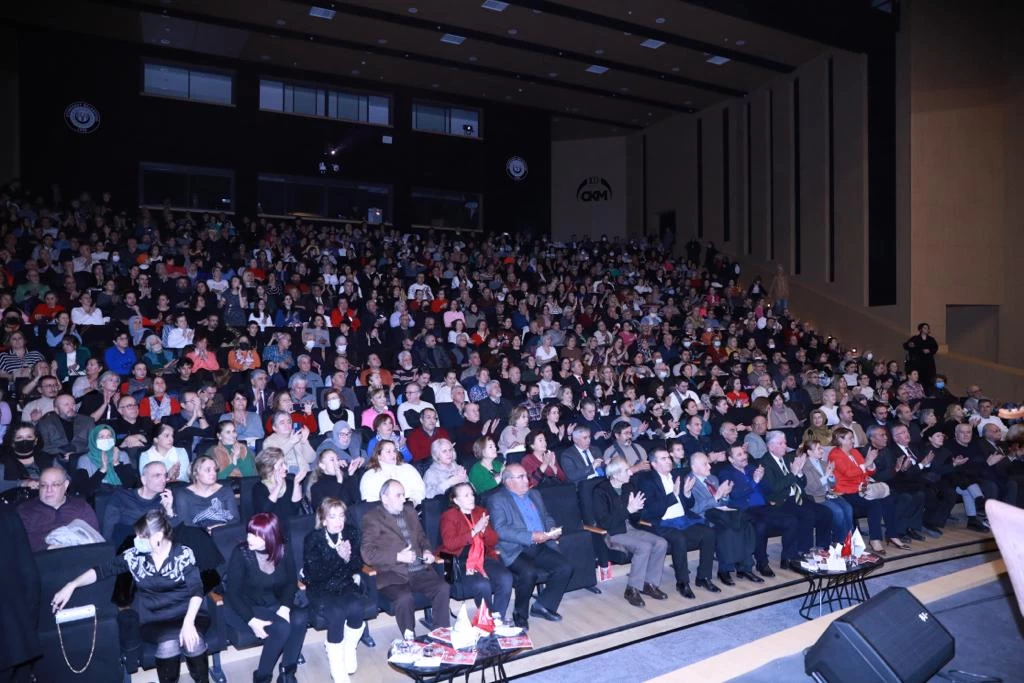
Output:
[
  {"xmin": 0, "ymin": 25, "xmax": 19, "ymax": 184},
  {"xmin": 550, "ymin": 136, "xmax": 628, "ymax": 241}
]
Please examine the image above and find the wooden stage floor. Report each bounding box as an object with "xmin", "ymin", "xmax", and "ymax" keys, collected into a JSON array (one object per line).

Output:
[{"xmin": 136, "ymin": 523, "xmax": 997, "ymax": 682}]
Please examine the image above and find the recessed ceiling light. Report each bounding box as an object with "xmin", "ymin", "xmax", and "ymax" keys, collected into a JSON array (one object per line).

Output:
[
  {"xmin": 623, "ymin": 31, "xmax": 632, "ymax": 36},
  {"xmin": 468, "ymin": 56, "xmax": 478, "ymax": 62},
  {"xmin": 481, "ymin": 0, "xmax": 509, "ymax": 11},
  {"xmin": 504, "ymin": 95, "xmax": 512, "ymax": 100},
  {"xmin": 594, "ymin": 48, "xmax": 605, "ymax": 55},
  {"xmin": 671, "ymin": 66, "xmax": 680, "ymax": 72},
  {"xmin": 159, "ymin": 38, "xmax": 170, "ymax": 45},
  {"xmin": 706, "ymin": 55, "xmax": 731, "ymax": 65},
  {"xmin": 164, "ymin": 27, "xmax": 171, "ymax": 32},
  {"xmin": 360, "ymin": 60, "xmax": 366, "ymax": 65},
  {"xmin": 507, "ymin": 28, "xmax": 518, "ymax": 35},
  {"xmin": 631, "ymin": 118, "xmax": 639, "ymax": 123},
  {"xmin": 440, "ymin": 34, "xmax": 466, "ymax": 45},
  {"xmin": 407, "ymin": 7, "xmax": 418, "ymax": 13},
  {"xmin": 309, "ymin": 6, "xmax": 336, "ymax": 20},
  {"xmin": 619, "ymin": 87, "xmax": 629, "ymax": 92},
  {"xmin": 736, "ymin": 39, "xmax": 747, "ymax": 46},
  {"xmin": 685, "ymin": 100, "xmax": 692, "ymax": 105},
  {"xmin": 260, "ymin": 54, "xmax": 270, "ymax": 61},
  {"xmin": 647, "ymin": 112, "xmax": 653, "ymax": 116},
  {"xmin": 586, "ymin": 65, "xmax": 609, "ymax": 74},
  {"xmin": 517, "ymin": 87, "xmax": 523, "ymax": 92},
  {"xmin": 655, "ymin": 17, "xmax": 666, "ymax": 24},
  {"xmin": 377, "ymin": 38, "xmax": 388, "ymax": 44},
  {"xmin": 275, "ymin": 19, "xmax": 286, "ymax": 26},
  {"xmin": 548, "ymin": 72, "xmax": 558, "ymax": 77},
  {"xmin": 640, "ymin": 39, "xmax": 665, "ymax": 49},
  {"xmin": 351, "ymin": 69, "xmax": 360, "ymax": 75},
  {"xmin": 532, "ymin": 9, "xmax": 541, "ymax": 14},
  {"xmin": 431, "ymin": 83, "xmax": 439, "ymax": 88}
]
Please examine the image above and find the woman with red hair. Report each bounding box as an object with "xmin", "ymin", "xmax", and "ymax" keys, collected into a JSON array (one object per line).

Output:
[{"xmin": 224, "ymin": 513, "xmax": 308, "ymax": 683}]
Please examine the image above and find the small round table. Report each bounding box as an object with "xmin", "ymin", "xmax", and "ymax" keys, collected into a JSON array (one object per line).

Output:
[
  {"xmin": 794, "ymin": 555, "xmax": 885, "ymax": 620},
  {"xmin": 388, "ymin": 633, "xmax": 526, "ymax": 683}
]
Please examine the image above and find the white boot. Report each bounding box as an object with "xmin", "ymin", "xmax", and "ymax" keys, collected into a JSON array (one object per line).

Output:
[
  {"xmin": 343, "ymin": 622, "xmax": 365, "ymax": 675},
  {"xmin": 325, "ymin": 641, "xmax": 349, "ymax": 683}
]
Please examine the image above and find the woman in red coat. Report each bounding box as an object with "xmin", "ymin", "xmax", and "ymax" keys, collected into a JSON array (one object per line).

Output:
[
  {"xmin": 437, "ymin": 483, "xmax": 513, "ymax": 620},
  {"xmin": 521, "ymin": 431, "xmax": 568, "ymax": 488}
]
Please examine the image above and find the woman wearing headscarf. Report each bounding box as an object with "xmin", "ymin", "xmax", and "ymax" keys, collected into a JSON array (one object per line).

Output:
[{"xmin": 73, "ymin": 423, "xmax": 137, "ymax": 497}]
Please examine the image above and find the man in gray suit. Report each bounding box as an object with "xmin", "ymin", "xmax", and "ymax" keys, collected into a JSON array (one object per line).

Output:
[
  {"xmin": 559, "ymin": 425, "xmax": 604, "ymax": 484},
  {"xmin": 487, "ymin": 464, "xmax": 574, "ymax": 629},
  {"xmin": 687, "ymin": 452, "xmax": 758, "ymax": 587}
]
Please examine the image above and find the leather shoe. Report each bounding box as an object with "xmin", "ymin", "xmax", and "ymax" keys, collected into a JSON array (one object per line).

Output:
[
  {"xmin": 695, "ymin": 578, "xmax": 721, "ymax": 593},
  {"xmin": 922, "ymin": 526, "xmax": 943, "ymax": 538},
  {"xmin": 756, "ymin": 563, "xmax": 776, "ymax": 578},
  {"xmin": 677, "ymin": 582, "xmax": 696, "ymax": 599},
  {"xmin": 513, "ymin": 615, "xmax": 529, "ymax": 630},
  {"xmin": 888, "ymin": 537, "xmax": 911, "ymax": 551},
  {"xmin": 640, "ymin": 583, "xmax": 668, "ymax": 600},
  {"xmin": 717, "ymin": 571, "xmax": 735, "ymax": 586},
  {"xmin": 906, "ymin": 529, "xmax": 926, "ymax": 542},
  {"xmin": 529, "ymin": 604, "xmax": 562, "ymax": 622},
  {"xmin": 623, "ymin": 586, "xmax": 646, "ymax": 607},
  {"xmin": 736, "ymin": 570, "xmax": 764, "ymax": 583},
  {"xmin": 781, "ymin": 559, "xmax": 803, "ymax": 572},
  {"xmin": 966, "ymin": 518, "xmax": 991, "ymax": 532}
]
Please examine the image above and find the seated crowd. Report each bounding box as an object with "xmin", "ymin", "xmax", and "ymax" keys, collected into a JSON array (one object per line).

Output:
[{"xmin": 2, "ymin": 185, "xmax": 1022, "ymax": 683}]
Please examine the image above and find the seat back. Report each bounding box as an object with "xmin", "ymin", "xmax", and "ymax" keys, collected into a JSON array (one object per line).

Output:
[
  {"xmin": 418, "ymin": 494, "xmax": 450, "ymax": 549},
  {"xmin": 210, "ymin": 523, "xmax": 245, "ymax": 579},
  {"xmin": 287, "ymin": 514, "xmax": 316, "ymax": 577},
  {"xmin": 35, "ymin": 543, "xmax": 123, "ymax": 683},
  {"xmin": 576, "ymin": 478, "xmax": 603, "ymax": 526},
  {"xmin": 237, "ymin": 476, "xmax": 261, "ymax": 522},
  {"xmin": 537, "ymin": 483, "xmax": 584, "ymax": 532}
]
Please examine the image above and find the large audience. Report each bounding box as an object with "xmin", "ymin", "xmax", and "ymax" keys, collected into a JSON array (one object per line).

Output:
[{"xmin": 3, "ymin": 183, "xmax": 1023, "ymax": 683}]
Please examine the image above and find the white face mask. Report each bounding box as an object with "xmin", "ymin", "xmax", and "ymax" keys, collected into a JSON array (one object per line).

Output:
[
  {"xmin": 96, "ymin": 437, "xmax": 116, "ymax": 452},
  {"xmin": 305, "ymin": 339, "xmax": 315, "ymax": 349},
  {"xmin": 327, "ymin": 398, "xmax": 342, "ymax": 410}
]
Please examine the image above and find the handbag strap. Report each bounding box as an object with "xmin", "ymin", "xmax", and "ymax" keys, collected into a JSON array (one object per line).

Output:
[{"xmin": 56, "ymin": 612, "xmax": 97, "ymax": 674}]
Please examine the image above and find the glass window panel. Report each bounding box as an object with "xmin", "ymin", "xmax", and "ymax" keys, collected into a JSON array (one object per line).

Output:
[
  {"xmin": 368, "ymin": 96, "xmax": 390, "ymax": 125},
  {"xmin": 189, "ymin": 174, "xmax": 233, "ymax": 210},
  {"xmin": 144, "ymin": 63, "xmax": 189, "ymax": 99},
  {"xmin": 450, "ymin": 108, "xmax": 480, "ymax": 137},
  {"xmin": 410, "ymin": 188, "xmax": 481, "ymax": 230},
  {"xmin": 287, "ymin": 183, "xmax": 325, "ymax": 215},
  {"xmin": 290, "ymin": 86, "xmax": 320, "ymax": 116},
  {"xmin": 188, "ymin": 70, "xmax": 233, "ymax": 104},
  {"xmin": 257, "ymin": 178, "xmax": 287, "ymax": 215},
  {"xmin": 413, "ymin": 104, "xmax": 447, "ymax": 133},
  {"xmin": 334, "ymin": 93, "xmax": 361, "ymax": 122},
  {"xmin": 141, "ymin": 169, "xmax": 188, "ymax": 207},
  {"xmin": 259, "ymin": 80, "xmax": 284, "ymax": 111}
]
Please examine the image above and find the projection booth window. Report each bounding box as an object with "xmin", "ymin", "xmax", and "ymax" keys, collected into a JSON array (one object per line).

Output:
[
  {"xmin": 139, "ymin": 163, "xmax": 234, "ymax": 211},
  {"xmin": 410, "ymin": 188, "xmax": 482, "ymax": 231}
]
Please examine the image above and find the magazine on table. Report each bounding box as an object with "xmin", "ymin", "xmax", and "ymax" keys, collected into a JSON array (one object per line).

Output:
[{"xmin": 497, "ymin": 633, "xmax": 533, "ymax": 650}]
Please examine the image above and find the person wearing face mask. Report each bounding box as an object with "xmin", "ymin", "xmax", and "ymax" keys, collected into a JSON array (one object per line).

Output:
[
  {"xmin": 317, "ymin": 389, "xmax": 356, "ymax": 435},
  {"xmin": 52, "ymin": 510, "xmax": 212, "ymax": 683},
  {"xmin": 0, "ymin": 423, "xmax": 56, "ymax": 494},
  {"xmin": 73, "ymin": 424, "xmax": 137, "ymax": 497}
]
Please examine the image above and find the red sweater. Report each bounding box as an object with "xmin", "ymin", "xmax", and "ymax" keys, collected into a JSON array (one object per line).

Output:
[{"xmin": 407, "ymin": 427, "xmax": 450, "ymax": 462}]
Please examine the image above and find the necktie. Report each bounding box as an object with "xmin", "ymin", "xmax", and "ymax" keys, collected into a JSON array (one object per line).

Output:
[{"xmin": 706, "ymin": 480, "xmax": 717, "ymax": 496}]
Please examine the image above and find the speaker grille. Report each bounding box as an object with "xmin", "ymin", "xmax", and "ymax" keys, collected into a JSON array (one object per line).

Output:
[{"xmin": 839, "ymin": 588, "xmax": 951, "ymax": 678}]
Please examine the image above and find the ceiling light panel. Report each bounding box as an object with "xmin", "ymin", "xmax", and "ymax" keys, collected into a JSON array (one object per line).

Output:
[
  {"xmin": 481, "ymin": 0, "xmax": 509, "ymax": 11},
  {"xmin": 706, "ymin": 55, "xmax": 731, "ymax": 65},
  {"xmin": 440, "ymin": 33, "xmax": 466, "ymax": 45},
  {"xmin": 308, "ymin": 6, "xmax": 336, "ymax": 20},
  {"xmin": 640, "ymin": 39, "xmax": 665, "ymax": 49},
  {"xmin": 585, "ymin": 64, "xmax": 609, "ymax": 74}
]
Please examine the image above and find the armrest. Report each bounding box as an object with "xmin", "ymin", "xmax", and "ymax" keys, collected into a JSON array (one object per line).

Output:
[
  {"xmin": 209, "ymin": 591, "xmax": 224, "ymax": 606},
  {"xmin": 636, "ymin": 520, "xmax": 652, "ymax": 528},
  {"xmin": 361, "ymin": 564, "xmax": 378, "ymax": 577},
  {"xmin": 583, "ymin": 524, "xmax": 608, "ymax": 535}
]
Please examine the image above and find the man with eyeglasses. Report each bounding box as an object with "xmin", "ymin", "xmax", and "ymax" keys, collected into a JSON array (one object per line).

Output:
[
  {"xmin": 20, "ymin": 375, "xmax": 62, "ymax": 423},
  {"xmin": 16, "ymin": 467, "xmax": 101, "ymax": 551},
  {"xmin": 488, "ymin": 464, "xmax": 573, "ymax": 629},
  {"xmin": 109, "ymin": 395, "xmax": 153, "ymax": 463}
]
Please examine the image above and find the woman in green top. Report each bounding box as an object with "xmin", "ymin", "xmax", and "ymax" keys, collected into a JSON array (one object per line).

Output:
[
  {"xmin": 206, "ymin": 420, "xmax": 257, "ymax": 479},
  {"xmin": 468, "ymin": 436, "xmax": 503, "ymax": 494}
]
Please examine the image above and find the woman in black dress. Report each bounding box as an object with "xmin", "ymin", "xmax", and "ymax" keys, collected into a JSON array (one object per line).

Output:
[
  {"xmin": 302, "ymin": 498, "xmax": 373, "ymax": 682},
  {"xmin": 51, "ymin": 509, "xmax": 210, "ymax": 682}
]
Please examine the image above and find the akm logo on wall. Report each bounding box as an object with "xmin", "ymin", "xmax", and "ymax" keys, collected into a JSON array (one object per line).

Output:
[
  {"xmin": 64, "ymin": 102, "xmax": 101, "ymax": 134},
  {"xmin": 576, "ymin": 176, "xmax": 613, "ymax": 202},
  {"xmin": 506, "ymin": 156, "xmax": 529, "ymax": 181}
]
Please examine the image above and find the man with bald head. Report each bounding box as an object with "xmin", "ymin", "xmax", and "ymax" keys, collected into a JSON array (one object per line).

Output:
[
  {"xmin": 16, "ymin": 467, "xmax": 100, "ymax": 551},
  {"xmin": 36, "ymin": 393, "xmax": 94, "ymax": 463},
  {"xmin": 488, "ymin": 464, "xmax": 573, "ymax": 629}
]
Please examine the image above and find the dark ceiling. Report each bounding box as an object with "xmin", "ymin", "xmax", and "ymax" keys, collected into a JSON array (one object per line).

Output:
[{"xmin": 2, "ymin": 0, "xmax": 898, "ymax": 137}]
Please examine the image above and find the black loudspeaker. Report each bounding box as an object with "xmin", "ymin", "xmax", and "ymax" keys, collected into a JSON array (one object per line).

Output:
[{"xmin": 804, "ymin": 587, "xmax": 954, "ymax": 683}]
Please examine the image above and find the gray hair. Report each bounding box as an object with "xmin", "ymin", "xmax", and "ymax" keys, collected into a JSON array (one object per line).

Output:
[
  {"xmin": 430, "ymin": 438, "xmax": 454, "ymax": 462},
  {"xmin": 99, "ymin": 370, "xmax": 120, "ymax": 385},
  {"xmin": 571, "ymin": 425, "xmax": 592, "ymax": 441},
  {"xmin": 865, "ymin": 424, "xmax": 887, "ymax": 441},
  {"xmin": 765, "ymin": 430, "xmax": 787, "ymax": 447},
  {"xmin": 604, "ymin": 455, "xmax": 629, "ymax": 479},
  {"xmin": 718, "ymin": 421, "xmax": 736, "ymax": 436},
  {"xmin": 250, "ymin": 369, "xmax": 268, "ymax": 381},
  {"xmin": 380, "ymin": 478, "xmax": 404, "ymax": 499}
]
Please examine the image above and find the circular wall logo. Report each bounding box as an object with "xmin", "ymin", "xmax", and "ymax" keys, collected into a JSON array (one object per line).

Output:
[
  {"xmin": 64, "ymin": 102, "xmax": 101, "ymax": 134},
  {"xmin": 505, "ymin": 156, "xmax": 528, "ymax": 181}
]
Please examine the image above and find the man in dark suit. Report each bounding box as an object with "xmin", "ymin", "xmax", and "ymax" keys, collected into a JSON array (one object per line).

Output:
[
  {"xmin": 559, "ymin": 425, "xmax": 604, "ymax": 484},
  {"xmin": 760, "ymin": 431, "xmax": 832, "ymax": 570},
  {"xmin": 870, "ymin": 424, "xmax": 928, "ymax": 543},
  {"xmin": 37, "ymin": 393, "xmax": 94, "ymax": 463},
  {"xmin": 245, "ymin": 369, "xmax": 274, "ymax": 422},
  {"xmin": 360, "ymin": 479, "xmax": 451, "ymax": 636},
  {"xmin": 631, "ymin": 447, "xmax": 718, "ymax": 598},
  {"xmin": 883, "ymin": 424, "xmax": 956, "ymax": 536},
  {"xmin": 488, "ymin": 464, "xmax": 573, "ymax": 629}
]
